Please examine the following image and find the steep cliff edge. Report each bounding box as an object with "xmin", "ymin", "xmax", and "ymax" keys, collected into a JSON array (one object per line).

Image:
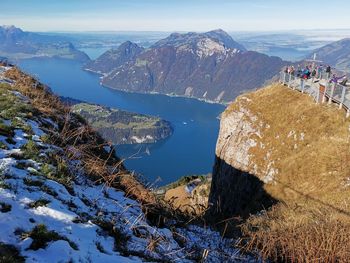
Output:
[{"xmin": 208, "ymin": 84, "xmax": 350, "ymax": 220}]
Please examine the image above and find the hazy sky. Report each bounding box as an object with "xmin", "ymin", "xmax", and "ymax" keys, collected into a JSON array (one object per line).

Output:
[{"xmin": 1, "ymin": 0, "xmax": 350, "ymax": 32}]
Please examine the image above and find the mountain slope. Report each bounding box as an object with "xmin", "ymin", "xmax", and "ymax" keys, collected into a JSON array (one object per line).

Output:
[
  {"xmin": 0, "ymin": 25, "xmax": 89, "ymax": 61},
  {"xmin": 92, "ymin": 29, "xmax": 286, "ymax": 103},
  {"xmin": 84, "ymin": 41, "xmax": 144, "ymax": 75},
  {"xmin": 313, "ymin": 38, "xmax": 350, "ymax": 72},
  {"xmin": 0, "ymin": 64, "xmax": 254, "ymax": 262}
]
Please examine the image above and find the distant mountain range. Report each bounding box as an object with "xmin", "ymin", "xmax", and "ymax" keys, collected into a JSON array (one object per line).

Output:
[
  {"xmin": 85, "ymin": 29, "xmax": 287, "ymax": 103},
  {"xmin": 0, "ymin": 25, "xmax": 89, "ymax": 61},
  {"xmin": 313, "ymin": 38, "xmax": 350, "ymax": 73}
]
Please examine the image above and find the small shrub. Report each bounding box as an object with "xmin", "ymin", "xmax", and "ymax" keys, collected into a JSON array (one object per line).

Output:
[
  {"xmin": 0, "ymin": 122, "xmax": 14, "ymax": 137},
  {"xmin": 0, "ymin": 141, "xmax": 8, "ymax": 150},
  {"xmin": 65, "ymin": 200, "xmax": 77, "ymax": 209},
  {"xmin": 0, "ymin": 242, "xmax": 25, "ymax": 263},
  {"xmin": 8, "ymin": 151, "xmax": 25, "ymax": 160},
  {"xmin": 23, "ymin": 178, "xmax": 44, "ymax": 187},
  {"xmin": 40, "ymin": 163, "xmax": 54, "ymax": 177},
  {"xmin": 5, "ymin": 137, "xmax": 16, "ymax": 145},
  {"xmin": 28, "ymin": 169, "xmax": 40, "ymax": 176},
  {"xmin": 23, "ymin": 224, "xmax": 78, "ymax": 251},
  {"xmin": 40, "ymin": 185, "xmax": 58, "ymax": 197},
  {"xmin": 72, "ymin": 217, "xmax": 83, "ymax": 224},
  {"xmin": 22, "ymin": 140, "xmax": 40, "ymax": 160},
  {"xmin": 11, "ymin": 118, "xmax": 33, "ymax": 135},
  {"xmin": 14, "ymin": 162, "xmax": 27, "ymax": 170},
  {"xmin": 40, "ymin": 161, "xmax": 72, "ymax": 188},
  {"xmin": 28, "ymin": 199, "xmax": 50, "ymax": 209},
  {"xmin": 0, "ymin": 202, "xmax": 12, "ymax": 213},
  {"xmin": 0, "ymin": 181, "xmax": 11, "ymax": 190},
  {"xmin": 57, "ymin": 158, "xmax": 71, "ymax": 181},
  {"xmin": 1, "ymin": 102, "xmax": 32, "ymax": 120},
  {"xmin": 95, "ymin": 241, "xmax": 107, "ymax": 254},
  {"xmin": 14, "ymin": 228, "xmax": 25, "ymax": 236},
  {"xmin": 40, "ymin": 134, "xmax": 51, "ymax": 144},
  {"xmin": 10, "ymin": 118, "xmax": 22, "ymax": 129},
  {"xmin": 0, "ymin": 89, "xmax": 34, "ymax": 120},
  {"xmin": 92, "ymin": 219, "xmax": 130, "ymax": 251}
]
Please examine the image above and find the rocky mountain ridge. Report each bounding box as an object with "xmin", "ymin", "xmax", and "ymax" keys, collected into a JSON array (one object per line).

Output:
[{"xmin": 87, "ymin": 29, "xmax": 287, "ymax": 103}]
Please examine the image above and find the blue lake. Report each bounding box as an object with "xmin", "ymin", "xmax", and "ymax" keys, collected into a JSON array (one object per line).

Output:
[{"xmin": 19, "ymin": 58, "xmax": 225, "ymax": 186}]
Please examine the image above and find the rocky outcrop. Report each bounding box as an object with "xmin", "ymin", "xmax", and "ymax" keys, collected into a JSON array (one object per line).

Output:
[{"xmin": 208, "ymin": 84, "xmax": 350, "ymax": 220}]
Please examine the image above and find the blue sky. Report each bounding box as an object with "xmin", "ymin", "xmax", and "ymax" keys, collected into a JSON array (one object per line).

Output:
[{"xmin": 1, "ymin": 0, "xmax": 350, "ymax": 32}]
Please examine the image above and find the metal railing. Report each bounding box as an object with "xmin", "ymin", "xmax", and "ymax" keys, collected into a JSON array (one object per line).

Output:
[{"xmin": 280, "ymin": 72, "xmax": 350, "ymax": 117}]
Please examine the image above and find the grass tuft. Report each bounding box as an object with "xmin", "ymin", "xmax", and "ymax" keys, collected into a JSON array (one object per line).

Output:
[
  {"xmin": 241, "ymin": 204, "xmax": 350, "ymax": 262},
  {"xmin": 21, "ymin": 140, "xmax": 40, "ymax": 161}
]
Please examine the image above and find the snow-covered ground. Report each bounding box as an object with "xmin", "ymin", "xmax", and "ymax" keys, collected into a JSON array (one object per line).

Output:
[{"xmin": 0, "ymin": 72, "xmax": 255, "ymax": 262}]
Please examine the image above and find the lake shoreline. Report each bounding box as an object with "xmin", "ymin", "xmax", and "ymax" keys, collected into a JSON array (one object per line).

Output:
[{"xmin": 83, "ymin": 67, "xmax": 231, "ymax": 106}]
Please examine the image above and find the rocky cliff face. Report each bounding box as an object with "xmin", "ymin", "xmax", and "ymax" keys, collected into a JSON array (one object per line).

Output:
[{"xmin": 208, "ymin": 84, "xmax": 350, "ymax": 220}]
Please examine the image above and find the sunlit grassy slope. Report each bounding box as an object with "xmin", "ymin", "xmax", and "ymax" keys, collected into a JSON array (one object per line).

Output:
[{"xmin": 226, "ymin": 84, "xmax": 350, "ymax": 211}]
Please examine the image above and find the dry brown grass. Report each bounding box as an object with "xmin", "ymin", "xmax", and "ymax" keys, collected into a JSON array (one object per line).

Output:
[
  {"xmin": 146, "ymin": 236, "xmax": 162, "ymax": 252},
  {"xmin": 49, "ymin": 94, "xmax": 158, "ymax": 205},
  {"xmin": 5, "ymin": 67, "xmax": 67, "ymax": 118},
  {"xmin": 4, "ymin": 68, "xmax": 155, "ymax": 200},
  {"xmin": 4, "ymin": 67, "xmax": 192, "ymax": 227},
  {"xmin": 240, "ymin": 204, "xmax": 350, "ymax": 262}
]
